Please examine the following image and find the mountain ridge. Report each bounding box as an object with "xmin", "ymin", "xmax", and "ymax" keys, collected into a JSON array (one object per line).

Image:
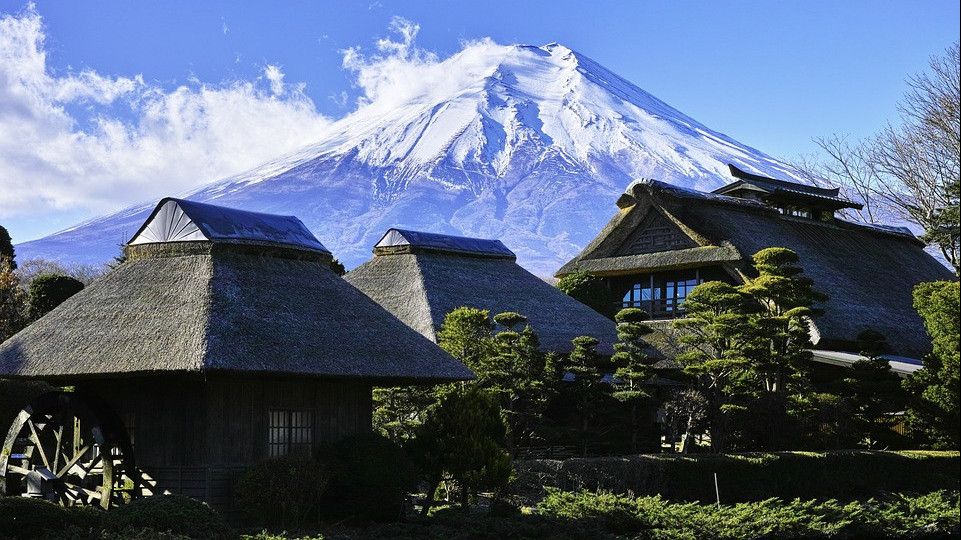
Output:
[{"xmin": 16, "ymin": 42, "xmax": 805, "ymax": 275}]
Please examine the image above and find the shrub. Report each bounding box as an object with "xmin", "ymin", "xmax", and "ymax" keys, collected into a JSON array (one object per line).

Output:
[
  {"xmin": 0, "ymin": 497, "xmax": 71, "ymax": 539},
  {"xmin": 556, "ymin": 271, "xmax": 615, "ymax": 319},
  {"xmin": 102, "ymin": 495, "xmax": 230, "ymax": 539},
  {"xmin": 322, "ymin": 433, "xmax": 417, "ymax": 521},
  {"xmin": 513, "ymin": 450, "xmax": 960, "ymax": 504},
  {"xmin": 234, "ymin": 453, "xmax": 329, "ymax": 529},
  {"xmin": 537, "ymin": 488, "xmax": 961, "ymax": 539},
  {"xmin": 26, "ymin": 273, "xmax": 84, "ymax": 320}
]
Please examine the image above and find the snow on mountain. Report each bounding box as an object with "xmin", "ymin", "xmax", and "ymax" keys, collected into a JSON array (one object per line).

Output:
[{"xmin": 16, "ymin": 42, "xmax": 805, "ymax": 275}]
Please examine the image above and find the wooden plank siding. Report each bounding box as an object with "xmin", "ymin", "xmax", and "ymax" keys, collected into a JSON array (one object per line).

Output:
[{"xmin": 78, "ymin": 375, "xmax": 372, "ymax": 509}]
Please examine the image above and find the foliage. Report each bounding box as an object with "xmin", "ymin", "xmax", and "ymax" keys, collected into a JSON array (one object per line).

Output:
[
  {"xmin": 0, "ymin": 225, "xmax": 14, "ymax": 269},
  {"xmin": 102, "ymin": 495, "xmax": 231, "ymax": 539},
  {"xmin": 14, "ymin": 257, "xmax": 104, "ymax": 288},
  {"xmin": 372, "ymin": 385, "xmax": 437, "ymax": 443},
  {"xmin": 513, "ymin": 450, "xmax": 959, "ymax": 505},
  {"xmin": 26, "ymin": 273, "xmax": 85, "ymax": 320},
  {"xmin": 673, "ymin": 281, "xmax": 752, "ymax": 450},
  {"xmin": 610, "ymin": 308, "xmax": 656, "ymax": 452},
  {"xmin": 905, "ymin": 280, "xmax": 960, "ymax": 448},
  {"xmin": 663, "ymin": 388, "xmax": 709, "ymax": 449},
  {"xmin": 0, "ymin": 497, "xmax": 71, "ymax": 539},
  {"xmin": 840, "ymin": 330, "xmax": 907, "ymax": 448},
  {"xmin": 483, "ymin": 312, "xmax": 555, "ymax": 449},
  {"xmin": 436, "ymin": 306, "xmax": 494, "ymax": 372},
  {"xmin": 322, "ymin": 433, "xmax": 417, "ymax": 522},
  {"xmin": 234, "ymin": 453, "xmax": 329, "ymax": 529},
  {"xmin": 556, "ymin": 270, "xmax": 616, "ymax": 319},
  {"xmin": 562, "ymin": 336, "xmax": 610, "ymax": 456},
  {"xmin": 0, "ymin": 257, "xmax": 27, "ymax": 342},
  {"xmin": 410, "ymin": 387, "xmax": 512, "ymax": 514},
  {"xmin": 329, "ymin": 258, "xmax": 346, "ymax": 276},
  {"xmin": 537, "ymin": 488, "xmax": 960, "ymax": 540},
  {"xmin": 804, "ymin": 43, "xmax": 960, "ymax": 271}
]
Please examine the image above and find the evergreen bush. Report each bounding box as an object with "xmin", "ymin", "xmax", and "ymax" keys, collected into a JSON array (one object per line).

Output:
[
  {"xmin": 234, "ymin": 453, "xmax": 329, "ymax": 529},
  {"xmin": 322, "ymin": 433, "xmax": 417, "ymax": 521},
  {"xmin": 102, "ymin": 495, "xmax": 231, "ymax": 539}
]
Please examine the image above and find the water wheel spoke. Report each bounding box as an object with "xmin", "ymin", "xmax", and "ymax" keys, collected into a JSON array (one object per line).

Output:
[
  {"xmin": 57, "ymin": 444, "xmax": 91, "ymax": 477},
  {"xmin": 52, "ymin": 425, "xmax": 64, "ymax": 472},
  {"xmin": 7, "ymin": 464, "xmax": 31, "ymax": 475},
  {"xmin": 26, "ymin": 420, "xmax": 51, "ymax": 470},
  {"xmin": 60, "ymin": 479, "xmax": 103, "ymax": 500}
]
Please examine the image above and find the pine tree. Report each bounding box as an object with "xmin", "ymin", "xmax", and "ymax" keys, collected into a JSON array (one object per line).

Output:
[
  {"xmin": 372, "ymin": 385, "xmax": 438, "ymax": 443},
  {"xmin": 436, "ymin": 306, "xmax": 494, "ymax": 373},
  {"xmin": 0, "ymin": 225, "xmax": 14, "ymax": 270},
  {"xmin": 842, "ymin": 330, "xmax": 906, "ymax": 448},
  {"xmin": 610, "ymin": 308, "xmax": 656, "ymax": 452},
  {"xmin": 564, "ymin": 335, "xmax": 608, "ymax": 456},
  {"xmin": 739, "ymin": 247, "xmax": 826, "ymax": 398},
  {"xmin": 410, "ymin": 387, "xmax": 510, "ymax": 514},
  {"xmin": 673, "ymin": 281, "xmax": 753, "ymax": 451}
]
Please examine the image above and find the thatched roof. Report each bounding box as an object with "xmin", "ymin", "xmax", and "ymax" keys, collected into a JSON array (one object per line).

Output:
[
  {"xmin": 346, "ymin": 229, "xmax": 618, "ymax": 354},
  {"xmin": 0, "ymin": 201, "xmax": 472, "ymax": 383},
  {"xmin": 558, "ymin": 179, "xmax": 955, "ymax": 359}
]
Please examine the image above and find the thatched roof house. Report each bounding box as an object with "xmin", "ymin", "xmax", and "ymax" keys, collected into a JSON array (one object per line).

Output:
[
  {"xmin": 346, "ymin": 228, "xmax": 618, "ymax": 353},
  {"xmin": 0, "ymin": 199, "xmax": 472, "ymax": 510},
  {"xmin": 0, "ymin": 198, "xmax": 471, "ymax": 382},
  {"xmin": 557, "ymin": 167, "xmax": 955, "ymax": 360}
]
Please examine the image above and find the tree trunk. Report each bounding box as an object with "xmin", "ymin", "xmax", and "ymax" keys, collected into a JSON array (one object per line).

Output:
[{"xmin": 420, "ymin": 477, "xmax": 442, "ymax": 517}]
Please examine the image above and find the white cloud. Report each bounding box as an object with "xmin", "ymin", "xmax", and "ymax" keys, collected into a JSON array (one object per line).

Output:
[
  {"xmin": 340, "ymin": 16, "xmax": 502, "ymax": 112},
  {"xmin": 0, "ymin": 6, "xmax": 331, "ymax": 220}
]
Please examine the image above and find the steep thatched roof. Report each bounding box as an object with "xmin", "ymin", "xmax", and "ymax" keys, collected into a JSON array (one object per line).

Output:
[
  {"xmin": 558, "ymin": 179, "xmax": 955, "ymax": 359},
  {"xmin": 346, "ymin": 229, "xmax": 618, "ymax": 354},
  {"xmin": 0, "ymin": 202, "xmax": 472, "ymax": 383}
]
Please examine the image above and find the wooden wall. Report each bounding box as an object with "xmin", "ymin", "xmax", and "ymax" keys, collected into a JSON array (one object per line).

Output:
[{"xmin": 79, "ymin": 374, "xmax": 372, "ymax": 509}]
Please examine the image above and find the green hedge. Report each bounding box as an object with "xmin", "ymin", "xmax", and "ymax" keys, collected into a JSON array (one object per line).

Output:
[
  {"xmin": 514, "ymin": 450, "xmax": 960, "ymax": 504},
  {"xmin": 537, "ymin": 489, "xmax": 960, "ymax": 540}
]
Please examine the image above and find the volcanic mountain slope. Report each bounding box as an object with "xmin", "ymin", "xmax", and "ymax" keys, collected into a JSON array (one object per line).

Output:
[{"xmin": 18, "ymin": 42, "xmax": 804, "ymax": 275}]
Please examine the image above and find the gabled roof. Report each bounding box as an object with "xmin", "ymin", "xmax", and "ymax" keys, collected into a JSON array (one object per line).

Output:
[
  {"xmin": 715, "ymin": 165, "xmax": 862, "ymax": 210},
  {"xmin": 374, "ymin": 228, "xmax": 515, "ymax": 258},
  {"xmin": 128, "ymin": 198, "xmax": 329, "ymax": 254},
  {"xmin": 0, "ymin": 203, "xmax": 471, "ymax": 383},
  {"xmin": 559, "ymin": 179, "xmax": 955, "ymax": 359},
  {"xmin": 348, "ymin": 229, "xmax": 618, "ymax": 354}
]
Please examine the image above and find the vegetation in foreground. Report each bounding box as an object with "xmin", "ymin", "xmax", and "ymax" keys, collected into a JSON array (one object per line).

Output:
[{"xmin": 2, "ymin": 489, "xmax": 958, "ymax": 540}]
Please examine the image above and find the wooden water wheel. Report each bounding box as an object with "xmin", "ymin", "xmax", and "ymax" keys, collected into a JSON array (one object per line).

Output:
[{"xmin": 0, "ymin": 391, "xmax": 141, "ymax": 509}]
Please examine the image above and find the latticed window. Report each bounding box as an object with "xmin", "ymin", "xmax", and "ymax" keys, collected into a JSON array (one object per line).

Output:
[
  {"xmin": 621, "ymin": 272, "xmax": 702, "ymax": 318},
  {"xmin": 267, "ymin": 409, "xmax": 312, "ymax": 457}
]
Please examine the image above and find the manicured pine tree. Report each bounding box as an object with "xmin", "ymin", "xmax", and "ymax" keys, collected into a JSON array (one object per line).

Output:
[
  {"xmin": 904, "ymin": 280, "xmax": 960, "ymax": 448},
  {"xmin": 610, "ymin": 307, "xmax": 656, "ymax": 452},
  {"xmin": 372, "ymin": 385, "xmax": 438, "ymax": 443},
  {"xmin": 738, "ymin": 247, "xmax": 826, "ymax": 399},
  {"xmin": 842, "ymin": 330, "xmax": 906, "ymax": 448},
  {"xmin": 436, "ymin": 306, "xmax": 495, "ymax": 374},
  {"xmin": 410, "ymin": 387, "xmax": 511, "ymax": 514},
  {"xmin": 564, "ymin": 335, "xmax": 608, "ymax": 456},
  {"xmin": 673, "ymin": 281, "xmax": 753, "ymax": 451}
]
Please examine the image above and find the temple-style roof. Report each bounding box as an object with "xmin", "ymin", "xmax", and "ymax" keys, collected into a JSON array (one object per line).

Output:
[
  {"xmin": 128, "ymin": 198, "xmax": 329, "ymax": 254},
  {"xmin": 714, "ymin": 165, "xmax": 862, "ymax": 211},
  {"xmin": 0, "ymin": 200, "xmax": 472, "ymax": 383},
  {"xmin": 558, "ymin": 179, "xmax": 955, "ymax": 359},
  {"xmin": 347, "ymin": 230, "xmax": 618, "ymax": 354}
]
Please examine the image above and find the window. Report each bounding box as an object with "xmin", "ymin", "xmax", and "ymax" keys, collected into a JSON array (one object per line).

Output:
[
  {"xmin": 267, "ymin": 409, "xmax": 312, "ymax": 457},
  {"xmin": 778, "ymin": 206, "xmax": 812, "ymax": 219},
  {"xmin": 620, "ymin": 271, "xmax": 702, "ymax": 318}
]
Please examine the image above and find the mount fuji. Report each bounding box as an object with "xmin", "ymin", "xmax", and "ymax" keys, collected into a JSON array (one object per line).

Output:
[{"xmin": 17, "ymin": 42, "xmax": 806, "ymax": 275}]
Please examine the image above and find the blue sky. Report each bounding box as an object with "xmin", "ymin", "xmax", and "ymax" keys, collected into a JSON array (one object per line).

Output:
[{"xmin": 0, "ymin": 0, "xmax": 958, "ymax": 243}]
